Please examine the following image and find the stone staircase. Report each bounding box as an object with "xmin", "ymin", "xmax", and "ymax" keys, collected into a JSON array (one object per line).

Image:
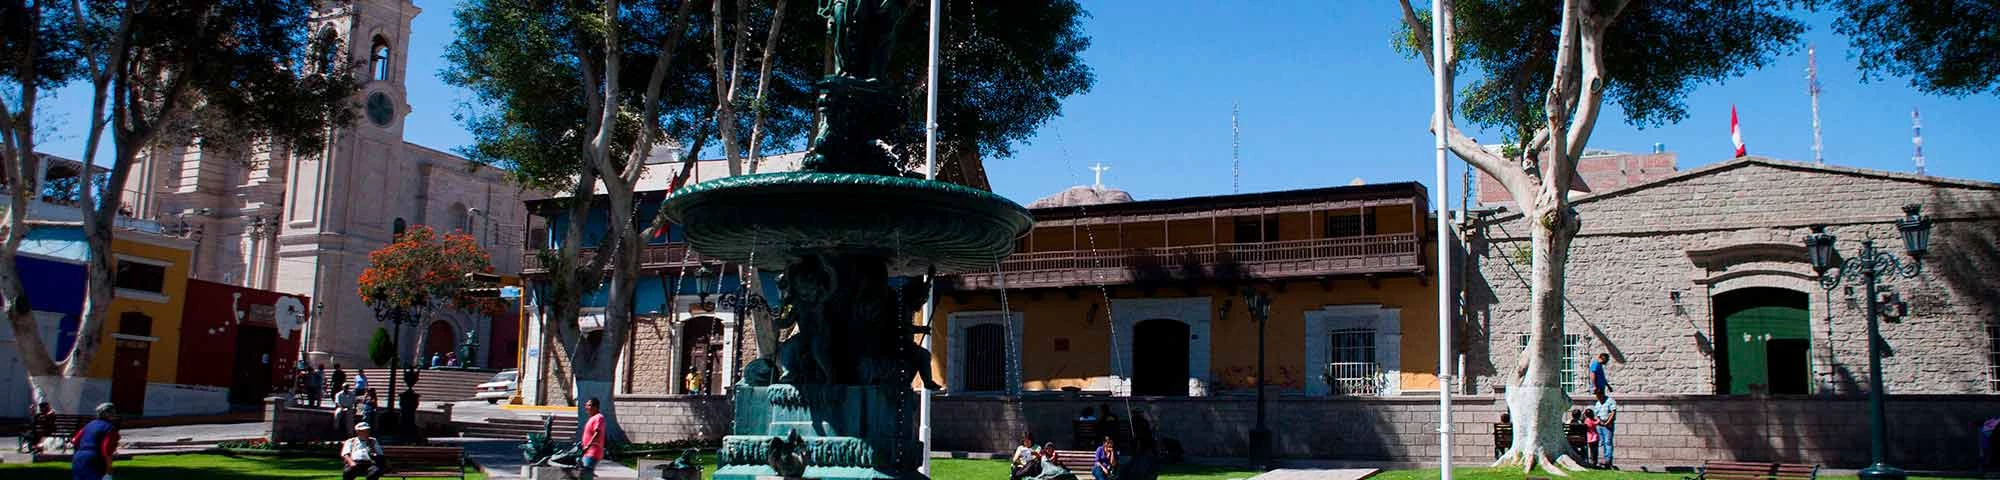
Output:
[
  {"xmin": 455, "ymin": 414, "xmax": 577, "ymax": 441},
  {"xmin": 350, "ymin": 368, "xmax": 496, "ymax": 402}
]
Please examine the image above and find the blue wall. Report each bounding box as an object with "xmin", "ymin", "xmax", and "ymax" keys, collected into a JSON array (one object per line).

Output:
[
  {"xmin": 543, "ymin": 198, "xmax": 682, "ymax": 249},
  {"xmin": 17, "ymin": 255, "xmax": 85, "ymax": 359}
]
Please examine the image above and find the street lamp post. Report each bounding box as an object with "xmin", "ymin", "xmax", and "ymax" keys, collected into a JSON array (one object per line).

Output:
[
  {"xmin": 1241, "ymin": 287, "xmax": 1273, "ymax": 471},
  {"xmin": 1803, "ymin": 204, "xmax": 1932, "ymax": 480},
  {"xmin": 372, "ymin": 305, "xmax": 422, "ymax": 413}
]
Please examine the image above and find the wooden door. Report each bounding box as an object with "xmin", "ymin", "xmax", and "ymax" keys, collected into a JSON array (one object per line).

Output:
[
  {"xmin": 111, "ymin": 339, "xmax": 150, "ymax": 415},
  {"xmin": 1131, "ymin": 319, "xmax": 1190, "ymax": 396}
]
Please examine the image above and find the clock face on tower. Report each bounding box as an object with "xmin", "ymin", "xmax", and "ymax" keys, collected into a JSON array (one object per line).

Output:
[{"xmin": 366, "ymin": 92, "xmax": 394, "ymax": 127}]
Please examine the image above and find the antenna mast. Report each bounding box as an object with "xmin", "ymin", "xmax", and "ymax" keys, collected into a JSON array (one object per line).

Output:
[
  {"xmin": 1912, "ymin": 107, "xmax": 1925, "ymax": 175},
  {"xmin": 1808, "ymin": 45, "xmax": 1824, "ymax": 165},
  {"xmin": 1231, "ymin": 101, "xmax": 1241, "ymax": 194}
]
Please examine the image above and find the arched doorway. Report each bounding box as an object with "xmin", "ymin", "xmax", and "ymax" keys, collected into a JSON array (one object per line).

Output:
[
  {"xmin": 679, "ymin": 317, "xmax": 724, "ymax": 394},
  {"xmin": 1131, "ymin": 319, "xmax": 1190, "ymax": 396},
  {"xmin": 424, "ymin": 320, "xmax": 457, "ymax": 365},
  {"xmin": 1713, "ymin": 287, "xmax": 1812, "ymax": 394}
]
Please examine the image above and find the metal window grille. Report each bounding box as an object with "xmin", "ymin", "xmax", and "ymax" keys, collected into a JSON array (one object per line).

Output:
[
  {"xmin": 1518, "ymin": 333, "xmax": 1585, "ymax": 392},
  {"xmin": 1989, "ymin": 322, "xmax": 1999, "ymax": 393},
  {"xmin": 1328, "ymin": 328, "xmax": 1381, "ymax": 396}
]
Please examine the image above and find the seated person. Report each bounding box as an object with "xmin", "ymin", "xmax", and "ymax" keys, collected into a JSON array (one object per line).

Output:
[
  {"xmin": 1010, "ymin": 434, "xmax": 1040, "ymax": 480},
  {"xmin": 1032, "ymin": 443, "xmax": 1077, "ymax": 480}
]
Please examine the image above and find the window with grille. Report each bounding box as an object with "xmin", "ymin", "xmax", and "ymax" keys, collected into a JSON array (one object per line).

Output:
[
  {"xmin": 1518, "ymin": 333, "xmax": 1585, "ymax": 392},
  {"xmin": 115, "ymin": 260, "xmax": 166, "ymax": 294},
  {"xmin": 1988, "ymin": 322, "xmax": 1999, "ymax": 393},
  {"xmin": 1324, "ymin": 210, "xmax": 1375, "ymax": 238},
  {"xmin": 1327, "ymin": 328, "xmax": 1379, "ymax": 395},
  {"xmin": 964, "ymin": 324, "xmax": 1008, "ymax": 392},
  {"xmin": 1232, "ymin": 214, "xmax": 1280, "ymax": 242}
]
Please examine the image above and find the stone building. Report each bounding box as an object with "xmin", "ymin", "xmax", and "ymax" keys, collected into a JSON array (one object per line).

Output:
[
  {"xmin": 120, "ymin": 0, "xmax": 532, "ymax": 369},
  {"xmin": 516, "ymin": 153, "xmax": 803, "ymax": 406},
  {"xmin": 1462, "ymin": 156, "xmax": 2000, "ymax": 396}
]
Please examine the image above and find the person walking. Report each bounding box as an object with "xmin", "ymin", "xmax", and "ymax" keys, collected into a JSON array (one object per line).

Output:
[
  {"xmin": 309, "ymin": 366, "xmax": 326, "ymax": 407},
  {"xmin": 341, "ymin": 422, "xmax": 386, "ymax": 480},
  {"xmin": 354, "ymin": 371, "xmax": 369, "ymax": 396},
  {"xmin": 578, "ymin": 398, "xmax": 608, "ymax": 480},
  {"xmin": 1591, "ymin": 389, "xmax": 1618, "ymax": 469},
  {"xmin": 69, "ymin": 403, "xmax": 120, "ymax": 480},
  {"xmin": 1589, "ymin": 353, "xmax": 1612, "ymax": 393}
]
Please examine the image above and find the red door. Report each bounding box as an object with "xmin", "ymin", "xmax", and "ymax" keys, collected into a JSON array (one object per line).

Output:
[{"xmin": 112, "ymin": 339, "xmax": 150, "ymax": 416}]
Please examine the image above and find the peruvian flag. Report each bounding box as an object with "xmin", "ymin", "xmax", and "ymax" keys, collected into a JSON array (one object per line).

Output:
[{"xmin": 1731, "ymin": 104, "xmax": 1746, "ymax": 157}]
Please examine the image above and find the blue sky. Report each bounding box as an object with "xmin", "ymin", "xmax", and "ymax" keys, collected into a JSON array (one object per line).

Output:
[{"xmin": 35, "ymin": 1, "xmax": 2000, "ymax": 206}]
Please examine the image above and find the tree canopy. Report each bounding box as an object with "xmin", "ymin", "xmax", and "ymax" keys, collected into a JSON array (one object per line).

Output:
[
  {"xmin": 1830, "ymin": 0, "xmax": 2000, "ymax": 96},
  {"xmin": 358, "ymin": 225, "xmax": 504, "ymax": 317},
  {"xmin": 443, "ymin": 0, "xmax": 1094, "ymax": 190}
]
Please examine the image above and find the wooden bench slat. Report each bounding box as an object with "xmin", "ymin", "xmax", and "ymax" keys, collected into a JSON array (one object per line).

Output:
[{"xmin": 1696, "ymin": 460, "xmax": 1817, "ymax": 480}]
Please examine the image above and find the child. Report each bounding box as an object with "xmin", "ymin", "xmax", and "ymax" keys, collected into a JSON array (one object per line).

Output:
[{"xmin": 1582, "ymin": 408, "xmax": 1601, "ymax": 467}]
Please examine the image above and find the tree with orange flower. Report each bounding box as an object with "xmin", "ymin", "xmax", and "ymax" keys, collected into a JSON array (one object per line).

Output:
[{"xmin": 358, "ymin": 225, "xmax": 506, "ymax": 363}]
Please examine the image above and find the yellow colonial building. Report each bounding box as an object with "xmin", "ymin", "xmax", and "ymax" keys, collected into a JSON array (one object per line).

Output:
[{"xmin": 930, "ymin": 182, "xmax": 1443, "ymax": 397}]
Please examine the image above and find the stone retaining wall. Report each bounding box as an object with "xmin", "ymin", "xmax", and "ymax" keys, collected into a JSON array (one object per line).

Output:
[
  {"xmin": 265, "ymin": 398, "xmax": 453, "ymax": 443},
  {"xmin": 612, "ymin": 394, "xmax": 734, "ymax": 444},
  {"xmin": 930, "ymin": 394, "xmax": 1998, "ymax": 470}
]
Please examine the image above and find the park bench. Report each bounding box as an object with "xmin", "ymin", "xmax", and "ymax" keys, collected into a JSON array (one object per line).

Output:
[
  {"xmin": 1049, "ymin": 450, "xmax": 1099, "ymax": 472},
  {"xmin": 1685, "ymin": 460, "xmax": 1818, "ymax": 480},
  {"xmin": 1491, "ymin": 422, "xmax": 1592, "ymax": 459},
  {"xmin": 379, "ymin": 445, "xmax": 470, "ymax": 480}
]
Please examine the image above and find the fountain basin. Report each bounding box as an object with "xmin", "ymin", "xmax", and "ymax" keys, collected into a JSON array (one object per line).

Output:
[{"xmin": 660, "ymin": 172, "xmax": 1032, "ymax": 275}]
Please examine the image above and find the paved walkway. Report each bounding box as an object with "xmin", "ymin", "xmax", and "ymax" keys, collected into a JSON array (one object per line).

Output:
[
  {"xmin": 1245, "ymin": 468, "xmax": 1380, "ymax": 480},
  {"xmin": 119, "ymin": 421, "xmax": 265, "ymax": 446},
  {"xmin": 440, "ymin": 437, "xmax": 640, "ymax": 479}
]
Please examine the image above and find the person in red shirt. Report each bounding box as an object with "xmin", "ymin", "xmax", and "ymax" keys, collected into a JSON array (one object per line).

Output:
[{"xmin": 578, "ymin": 398, "xmax": 607, "ymax": 479}]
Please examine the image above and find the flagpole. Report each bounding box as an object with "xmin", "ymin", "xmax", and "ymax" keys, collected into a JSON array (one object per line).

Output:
[
  {"xmin": 919, "ymin": 0, "xmax": 941, "ymax": 475},
  {"xmin": 1431, "ymin": 1, "xmax": 1455, "ymax": 479}
]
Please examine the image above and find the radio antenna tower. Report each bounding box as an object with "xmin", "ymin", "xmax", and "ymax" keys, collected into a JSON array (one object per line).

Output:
[
  {"xmin": 1807, "ymin": 45, "xmax": 1825, "ymax": 165},
  {"xmin": 1232, "ymin": 101, "xmax": 1241, "ymax": 194},
  {"xmin": 1912, "ymin": 107, "xmax": 1925, "ymax": 175}
]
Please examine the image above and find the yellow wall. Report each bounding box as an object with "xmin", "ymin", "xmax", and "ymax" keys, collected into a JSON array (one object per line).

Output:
[
  {"xmin": 932, "ymin": 245, "xmax": 1442, "ymax": 394},
  {"xmin": 82, "ymin": 235, "xmax": 193, "ymax": 383}
]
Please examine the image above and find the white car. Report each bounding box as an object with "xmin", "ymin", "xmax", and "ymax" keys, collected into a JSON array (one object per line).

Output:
[{"xmin": 475, "ymin": 369, "xmax": 518, "ymax": 404}]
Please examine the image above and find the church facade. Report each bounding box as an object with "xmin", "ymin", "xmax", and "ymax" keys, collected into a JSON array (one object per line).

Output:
[{"xmin": 122, "ymin": 0, "xmax": 532, "ymax": 368}]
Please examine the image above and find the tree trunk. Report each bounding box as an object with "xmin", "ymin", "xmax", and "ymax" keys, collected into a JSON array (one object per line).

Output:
[
  {"xmin": 1495, "ymin": 198, "xmax": 1586, "ymax": 474},
  {"xmin": 576, "ymin": 190, "xmax": 642, "ymax": 442}
]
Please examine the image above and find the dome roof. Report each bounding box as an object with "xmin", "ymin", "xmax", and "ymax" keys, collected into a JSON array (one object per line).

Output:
[{"xmin": 1028, "ymin": 185, "xmax": 1134, "ymax": 209}]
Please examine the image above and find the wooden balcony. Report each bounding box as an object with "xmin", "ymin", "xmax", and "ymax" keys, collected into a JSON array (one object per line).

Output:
[
  {"xmin": 946, "ymin": 233, "xmax": 1423, "ymax": 290},
  {"xmin": 521, "ymin": 242, "xmax": 713, "ymax": 273}
]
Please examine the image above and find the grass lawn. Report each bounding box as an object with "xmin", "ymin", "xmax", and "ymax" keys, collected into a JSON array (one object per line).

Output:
[
  {"xmin": 0, "ymin": 453, "xmax": 487, "ymax": 480},
  {"xmin": 929, "ymin": 457, "xmax": 1261, "ymax": 480},
  {"xmin": 1372, "ymin": 467, "xmax": 1961, "ymax": 480}
]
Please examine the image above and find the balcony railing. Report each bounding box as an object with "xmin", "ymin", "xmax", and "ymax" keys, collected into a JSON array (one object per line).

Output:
[
  {"xmin": 522, "ymin": 242, "xmax": 712, "ymax": 273},
  {"xmin": 948, "ymin": 232, "xmax": 1421, "ymax": 290}
]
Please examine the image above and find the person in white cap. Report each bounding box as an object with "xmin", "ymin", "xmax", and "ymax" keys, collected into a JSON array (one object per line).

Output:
[{"xmin": 342, "ymin": 422, "xmax": 386, "ymax": 480}]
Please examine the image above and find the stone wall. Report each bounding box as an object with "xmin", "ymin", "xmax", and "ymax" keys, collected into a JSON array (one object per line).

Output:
[
  {"xmin": 930, "ymin": 394, "xmax": 1999, "ymax": 470},
  {"xmin": 1463, "ymin": 158, "xmax": 2000, "ymax": 395},
  {"xmin": 264, "ymin": 398, "xmax": 453, "ymax": 443},
  {"xmin": 611, "ymin": 394, "xmax": 734, "ymax": 444}
]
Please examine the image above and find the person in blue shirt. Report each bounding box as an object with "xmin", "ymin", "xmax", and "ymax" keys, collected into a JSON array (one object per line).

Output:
[
  {"xmin": 1093, "ymin": 436, "xmax": 1118, "ymax": 480},
  {"xmin": 70, "ymin": 403, "xmax": 120, "ymax": 480},
  {"xmin": 1589, "ymin": 353, "xmax": 1611, "ymax": 394}
]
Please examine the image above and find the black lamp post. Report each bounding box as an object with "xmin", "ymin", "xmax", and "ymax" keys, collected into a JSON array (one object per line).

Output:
[
  {"xmin": 1240, "ymin": 287, "xmax": 1273, "ymax": 471},
  {"xmin": 1804, "ymin": 203, "xmax": 1932, "ymax": 480},
  {"xmin": 719, "ymin": 281, "xmax": 767, "ymax": 395},
  {"xmin": 372, "ymin": 304, "xmax": 422, "ymax": 413}
]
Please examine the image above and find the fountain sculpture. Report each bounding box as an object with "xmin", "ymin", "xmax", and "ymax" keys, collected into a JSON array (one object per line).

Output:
[{"xmin": 659, "ymin": 2, "xmax": 1032, "ymax": 479}]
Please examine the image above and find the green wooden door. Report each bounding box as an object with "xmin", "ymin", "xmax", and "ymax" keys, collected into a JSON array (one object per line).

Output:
[{"xmin": 1724, "ymin": 305, "xmax": 1811, "ymax": 394}]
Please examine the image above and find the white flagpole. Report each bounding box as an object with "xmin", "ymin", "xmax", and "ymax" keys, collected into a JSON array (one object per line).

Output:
[
  {"xmin": 919, "ymin": 0, "xmax": 941, "ymax": 475},
  {"xmin": 1432, "ymin": 1, "xmax": 1455, "ymax": 479}
]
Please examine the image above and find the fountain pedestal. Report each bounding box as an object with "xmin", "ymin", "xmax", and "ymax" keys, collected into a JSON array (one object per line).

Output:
[{"xmin": 715, "ymin": 385, "xmax": 922, "ymax": 480}]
